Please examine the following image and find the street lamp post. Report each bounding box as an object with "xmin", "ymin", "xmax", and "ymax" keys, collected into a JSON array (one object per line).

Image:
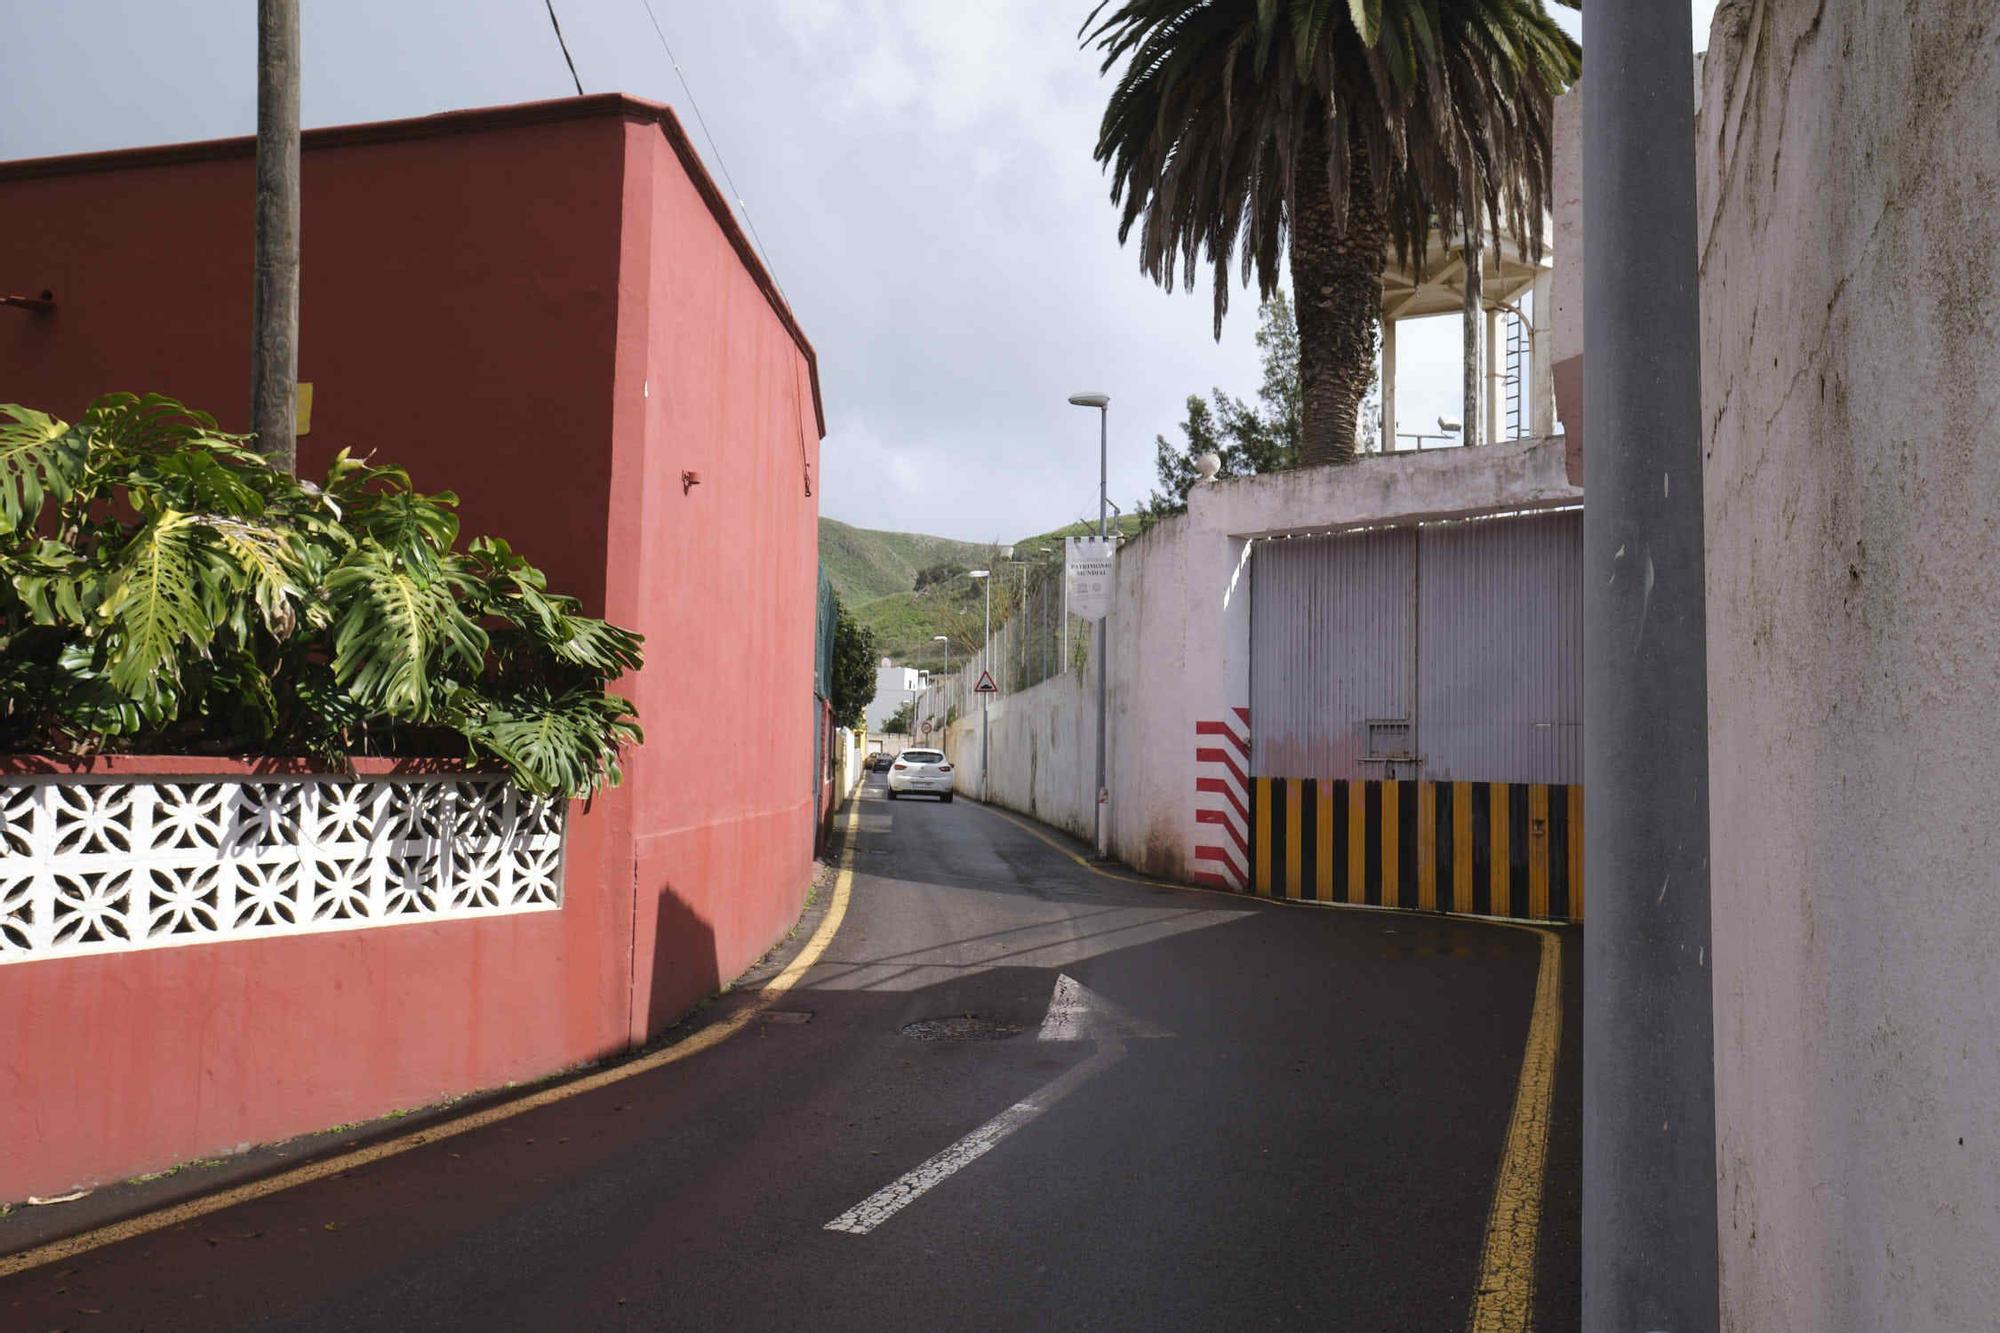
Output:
[
  {"xmin": 907, "ymin": 670, "xmax": 926, "ymax": 744},
  {"xmin": 1068, "ymin": 391, "xmax": 1111, "ymax": 858},
  {"xmin": 968, "ymin": 569, "xmax": 991, "ymax": 800},
  {"xmin": 928, "ymin": 635, "xmax": 949, "ymax": 749}
]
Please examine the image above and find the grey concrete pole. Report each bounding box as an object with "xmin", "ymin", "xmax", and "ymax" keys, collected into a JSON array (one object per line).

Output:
[
  {"xmin": 251, "ymin": 0, "xmax": 300, "ymax": 474},
  {"xmin": 1094, "ymin": 405, "xmax": 1109, "ymax": 858},
  {"xmin": 1582, "ymin": 4, "xmax": 1718, "ymax": 1330}
]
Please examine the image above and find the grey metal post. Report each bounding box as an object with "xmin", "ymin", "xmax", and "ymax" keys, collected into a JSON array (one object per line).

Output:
[
  {"xmin": 981, "ymin": 574, "xmax": 991, "ymax": 801},
  {"xmin": 1019, "ymin": 563, "xmax": 1028, "ymax": 687},
  {"xmin": 1582, "ymin": 4, "xmax": 1718, "ymax": 1329},
  {"xmin": 251, "ymin": 0, "xmax": 301, "ymax": 474},
  {"xmin": 1094, "ymin": 405, "xmax": 1109, "ymax": 858}
]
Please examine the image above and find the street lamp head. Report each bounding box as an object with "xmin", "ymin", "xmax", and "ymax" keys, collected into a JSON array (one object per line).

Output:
[
  {"xmin": 998, "ymin": 545, "xmax": 1015, "ymax": 561},
  {"xmin": 967, "ymin": 569, "xmax": 990, "ymax": 579},
  {"xmin": 1067, "ymin": 392, "xmax": 1110, "ymax": 409},
  {"xmin": 1438, "ymin": 417, "xmax": 1463, "ymax": 433}
]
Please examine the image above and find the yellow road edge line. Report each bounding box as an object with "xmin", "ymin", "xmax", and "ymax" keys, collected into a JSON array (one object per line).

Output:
[
  {"xmin": 1466, "ymin": 927, "xmax": 1563, "ymax": 1333},
  {"xmin": 0, "ymin": 799, "xmax": 864, "ymax": 1281}
]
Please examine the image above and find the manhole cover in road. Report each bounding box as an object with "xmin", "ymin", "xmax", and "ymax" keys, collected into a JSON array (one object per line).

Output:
[{"xmin": 899, "ymin": 1014, "xmax": 1026, "ymax": 1042}]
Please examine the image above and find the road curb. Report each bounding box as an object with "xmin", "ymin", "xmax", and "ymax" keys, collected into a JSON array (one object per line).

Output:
[{"xmin": 0, "ymin": 799, "xmax": 865, "ymax": 1280}]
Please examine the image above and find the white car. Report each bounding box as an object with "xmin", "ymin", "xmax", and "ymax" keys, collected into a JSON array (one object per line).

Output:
[{"xmin": 886, "ymin": 749, "xmax": 955, "ymax": 802}]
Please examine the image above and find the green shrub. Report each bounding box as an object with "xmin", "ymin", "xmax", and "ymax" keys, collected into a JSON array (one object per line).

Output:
[{"xmin": 0, "ymin": 393, "xmax": 641, "ymax": 799}]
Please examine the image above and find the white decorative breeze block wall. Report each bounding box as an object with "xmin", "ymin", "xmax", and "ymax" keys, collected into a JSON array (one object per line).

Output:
[{"xmin": 0, "ymin": 775, "xmax": 566, "ymax": 963}]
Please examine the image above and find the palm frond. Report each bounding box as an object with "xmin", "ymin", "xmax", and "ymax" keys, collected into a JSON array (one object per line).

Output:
[{"xmin": 1086, "ymin": 0, "xmax": 1579, "ymax": 295}]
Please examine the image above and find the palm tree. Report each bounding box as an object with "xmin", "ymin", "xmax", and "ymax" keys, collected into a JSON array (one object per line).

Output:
[{"xmin": 1085, "ymin": 0, "xmax": 1579, "ymax": 465}]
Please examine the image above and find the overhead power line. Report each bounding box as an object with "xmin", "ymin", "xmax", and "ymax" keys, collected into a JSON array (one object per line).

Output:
[
  {"xmin": 634, "ymin": 0, "xmax": 792, "ymax": 312},
  {"xmin": 543, "ymin": 0, "xmax": 584, "ymax": 96}
]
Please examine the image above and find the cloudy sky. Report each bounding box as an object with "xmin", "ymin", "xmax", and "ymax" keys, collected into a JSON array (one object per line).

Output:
[{"xmin": 1, "ymin": 2, "xmax": 1716, "ymax": 542}]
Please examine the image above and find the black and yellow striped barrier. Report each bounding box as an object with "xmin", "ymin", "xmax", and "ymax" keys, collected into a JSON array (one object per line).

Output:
[{"xmin": 1249, "ymin": 777, "xmax": 1582, "ymax": 923}]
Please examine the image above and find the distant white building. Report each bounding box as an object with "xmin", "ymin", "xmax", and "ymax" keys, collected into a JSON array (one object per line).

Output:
[{"xmin": 864, "ymin": 659, "xmax": 927, "ymax": 733}]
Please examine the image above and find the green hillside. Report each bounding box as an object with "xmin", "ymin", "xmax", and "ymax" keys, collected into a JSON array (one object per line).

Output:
[
  {"xmin": 817, "ymin": 518, "xmax": 991, "ymax": 607},
  {"xmin": 821, "ymin": 514, "xmax": 1149, "ymax": 670}
]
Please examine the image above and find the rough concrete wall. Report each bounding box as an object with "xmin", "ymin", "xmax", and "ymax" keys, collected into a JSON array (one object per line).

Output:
[
  {"xmin": 1551, "ymin": 84, "xmax": 1584, "ymax": 479},
  {"xmin": 946, "ymin": 669, "xmax": 1099, "ymax": 842},
  {"xmin": 1107, "ymin": 515, "xmax": 1201, "ymax": 879},
  {"xmin": 1698, "ymin": 2, "xmax": 2000, "ymax": 1327},
  {"xmin": 1192, "ymin": 435, "xmax": 1579, "ymax": 537}
]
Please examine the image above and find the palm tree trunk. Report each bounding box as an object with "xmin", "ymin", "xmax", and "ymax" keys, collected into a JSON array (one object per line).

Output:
[
  {"xmin": 1290, "ymin": 127, "xmax": 1388, "ymax": 466},
  {"xmin": 1462, "ymin": 240, "xmax": 1483, "ymax": 446}
]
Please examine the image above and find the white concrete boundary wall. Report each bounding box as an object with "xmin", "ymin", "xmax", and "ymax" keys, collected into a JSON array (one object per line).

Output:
[
  {"xmin": 938, "ymin": 667, "xmax": 1098, "ymax": 842},
  {"xmin": 1698, "ymin": 2, "xmax": 2000, "ymax": 1325}
]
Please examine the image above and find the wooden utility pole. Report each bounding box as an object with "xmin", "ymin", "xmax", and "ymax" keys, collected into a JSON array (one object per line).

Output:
[{"xmin": 251, "ymin": 0, "xmax": 301, "ymax": 474}]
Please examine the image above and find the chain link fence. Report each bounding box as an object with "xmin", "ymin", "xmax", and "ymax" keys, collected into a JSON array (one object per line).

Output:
[{"xmin": 916, "ymin": 557, "xmax": 1092, "ymax": 738}]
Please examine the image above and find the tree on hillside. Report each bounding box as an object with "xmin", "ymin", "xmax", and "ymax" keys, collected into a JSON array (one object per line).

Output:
[
  {"xmin": 1085, "ymin": 0, "xmax": 1578, "ymax": 466},
  {"xmin": 913, "ymin": 561, "xmax": 967, "ymax": 592},
  {"xmin": 883, "ymin": 700, "xmax": 916, "ymax": 734},
  {"xmin": 829, "ymin": 601, "xmax": 878, "ymax": 729}
]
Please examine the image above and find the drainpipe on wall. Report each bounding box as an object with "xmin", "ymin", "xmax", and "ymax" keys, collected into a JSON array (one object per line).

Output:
[{"xmin": 1582, "ymin": 3, "xmax": 1719, "ymax": 1330}]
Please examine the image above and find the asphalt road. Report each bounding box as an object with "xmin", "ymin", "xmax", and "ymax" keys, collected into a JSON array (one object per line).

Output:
[{"xmin": 0, "ymin": 776, "xmax": 1580, "ymax": 1331}]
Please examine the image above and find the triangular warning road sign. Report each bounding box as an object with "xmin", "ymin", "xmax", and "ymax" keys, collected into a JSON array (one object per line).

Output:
[{"xmin": 973, "ymin": 670, "xmax": 998, "ymax": 693}]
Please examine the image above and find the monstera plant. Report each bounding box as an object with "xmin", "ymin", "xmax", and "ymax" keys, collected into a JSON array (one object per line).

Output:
[{"xmin": 0, "ymin": 393, "xmax": 641, "ymax": 799}]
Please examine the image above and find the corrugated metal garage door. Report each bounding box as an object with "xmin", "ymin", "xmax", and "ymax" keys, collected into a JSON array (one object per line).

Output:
[{"xmin": 1250, "ymin": 510, "xmax": 1582, "ymax": 785}]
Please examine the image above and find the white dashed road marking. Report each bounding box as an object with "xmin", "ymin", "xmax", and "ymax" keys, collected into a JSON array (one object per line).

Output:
[{"xmin": 823, "ymin": 973, "xmax": 1162, "ymax": 1235}]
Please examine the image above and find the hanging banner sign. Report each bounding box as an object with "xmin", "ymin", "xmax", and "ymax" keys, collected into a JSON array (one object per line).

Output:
[{"xmin": 1066, "ymin": 536, "xmax": 1116, "ymax": 621}]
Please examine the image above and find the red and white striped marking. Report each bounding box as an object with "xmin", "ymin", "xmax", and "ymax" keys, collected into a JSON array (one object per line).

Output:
[{"xmin": 1191, "ymin": 707, "xmax": 1251, "ymax": 890}]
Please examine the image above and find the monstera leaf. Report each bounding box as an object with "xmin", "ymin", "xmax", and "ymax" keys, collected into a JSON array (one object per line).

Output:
[
  {"xmin": 455, "ymin": 683, "xmax": 642, "ymax": 799},
  {"xmin": 0, "ymin": 394, "xmax": 644, "ymax": 798},
  {"xmin": 0, "ymin": 405, "xmax": 89, "ymax": 536},
  {"xmin": 325, "ymin": 545, "xmax": 488, "ymax": 722}
]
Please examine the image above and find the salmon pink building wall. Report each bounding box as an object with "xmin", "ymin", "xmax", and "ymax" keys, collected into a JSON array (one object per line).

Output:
[
  {"xmin": 0, "ymin": 96, "xmax": 823, "ymax": 1199},
  {"xmin": 605, "ymin": 114, "xmax": 824, "ymax": 1036}
]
